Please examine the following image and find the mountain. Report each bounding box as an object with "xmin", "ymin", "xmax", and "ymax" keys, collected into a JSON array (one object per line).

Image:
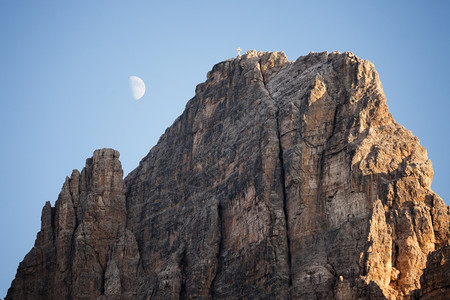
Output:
[{"xmin": 6, "ymin": 51, "xmax": 449, "ymax": 299}]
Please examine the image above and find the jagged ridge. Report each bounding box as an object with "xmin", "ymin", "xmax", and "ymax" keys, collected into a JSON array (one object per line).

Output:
[{"xmin": 7, "ymin": 51, "xmax": 450, "ymax": 300}]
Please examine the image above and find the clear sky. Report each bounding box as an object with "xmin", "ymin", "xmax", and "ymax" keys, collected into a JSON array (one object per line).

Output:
[{"xmin": 1, "ymin": 1, "xmax": 449, "ymax": 297}]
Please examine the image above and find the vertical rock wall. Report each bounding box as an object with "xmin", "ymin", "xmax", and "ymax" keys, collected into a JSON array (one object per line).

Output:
[
  {"xmin": 7, "ymin": 51, "xmax": 449, "ymax": 299},
  {"xmin": 125, "ymin": 51, "xmax": 292, "ymax": 299},
  {"xmin": 267, "ymin": 51, "xmax": 449, "ymax": 299}
]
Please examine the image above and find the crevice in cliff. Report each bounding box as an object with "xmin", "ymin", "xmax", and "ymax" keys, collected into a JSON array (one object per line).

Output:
[
  {"xmin": 260, "ymin": 61, "xmax": 293, "ymax": 293},
  {"xmin": 317, "ymin": 102, "xmax": 343, "ymax": 228},
  {"xmin": 276, "ymin": 109, "xmax": 293, "ymax": 291},
  {"xmin": 50, "ymin": 205, "xmax": 56, "ymax": 243},
  {"xmin": 210, "ymin": 202, "xmax": 224, "ymax": 298},
  {"xmin": 179, "ymin": 249, "xmax": 187, "ymax": 299}
]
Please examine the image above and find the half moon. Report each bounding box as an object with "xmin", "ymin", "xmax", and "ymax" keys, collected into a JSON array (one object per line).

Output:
[{"xmin": 129, "ymin": 76, "xmax": 146, "ymax": 100}]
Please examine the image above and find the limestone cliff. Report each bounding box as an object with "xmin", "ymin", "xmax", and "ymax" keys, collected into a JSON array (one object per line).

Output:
[
  {"xmin": 7, "ymin": 51, "xmax": 450, "ymax": 299},
  {"xmin": 7, "ymin": 149, "xmax": 142, "ymax": 299}
]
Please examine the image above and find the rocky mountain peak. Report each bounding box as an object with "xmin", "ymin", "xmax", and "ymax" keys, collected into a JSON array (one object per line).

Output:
[
  {"xmin": 7, "ymin": 148, "xmax": 142, "ymax": 299},
  {"xmin": 7, "ymin": 51, "xmax": 449, "ymax": 300}
]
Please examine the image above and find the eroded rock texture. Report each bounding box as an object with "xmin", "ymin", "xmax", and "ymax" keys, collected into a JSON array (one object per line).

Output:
[
  {"xmin": 7, "ymin": 149, "xmax": 142, "ymax": 299},
  {"xmin": 414, "ymin": 241, "xmax": 450, "ymax": 299},
  {"xmin": 7, "ymin": 51, "xmax": 450, "ymax": 299}
]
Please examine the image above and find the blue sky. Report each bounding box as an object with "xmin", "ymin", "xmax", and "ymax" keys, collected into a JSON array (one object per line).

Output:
[{"xmin": 1, "ymin": 1, "xmax": 449, "ymax": 297}]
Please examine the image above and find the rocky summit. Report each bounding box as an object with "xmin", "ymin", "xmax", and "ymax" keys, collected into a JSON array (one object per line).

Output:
[{"xmin": 6, "ymin": 51, "xmax": 450, "ymax": 299}]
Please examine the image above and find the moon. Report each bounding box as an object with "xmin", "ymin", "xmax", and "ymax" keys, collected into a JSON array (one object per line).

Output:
[{"xmin": 129, "ymin": 76, "xmax": 146, "ymax": 100}]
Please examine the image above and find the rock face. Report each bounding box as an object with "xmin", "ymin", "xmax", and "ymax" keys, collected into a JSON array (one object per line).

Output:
[
  {"xmin": 414, "ymin": 241, "xmax": 450, "ymax": 299},
  {"xmin": 7, "ymin": 149, "xmax": 142, "ymax": 299},
  {"xmin": 7, "ymin": 51, "xmax": 450, "ymax": 299}
]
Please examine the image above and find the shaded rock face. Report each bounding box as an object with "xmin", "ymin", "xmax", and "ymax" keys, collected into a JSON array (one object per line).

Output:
[
  {"xmin": 7, "ymin": 149, "xmax": 142, "ymax": 299},
  {"xmin": 413, "ymin": 240, "xmax": 450, "ymax": 299},
  {"xmin": 7, "ymin": 51, "xmax": 449, "ymax": 299}
]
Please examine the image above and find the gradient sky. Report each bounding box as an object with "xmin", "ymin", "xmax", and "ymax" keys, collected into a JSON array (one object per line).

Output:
[{"xmin": 1, "ymin": 1, "xmax": 449, "ymax": 297}]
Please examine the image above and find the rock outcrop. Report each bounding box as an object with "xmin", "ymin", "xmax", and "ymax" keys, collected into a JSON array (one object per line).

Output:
[
  {"xmin": 413, "ymin": 241, "xmax": 450, "ymax": 299},
  {"xmin": 7, "ymin": 149, "xmax": 142, "ymax": 299},
  {"xmin": 7, "ymin": 51, "xmax": 450, "ymax": 299}
]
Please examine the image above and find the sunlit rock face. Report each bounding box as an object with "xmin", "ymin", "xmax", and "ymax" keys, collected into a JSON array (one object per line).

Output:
[{"xmin": 7, "ymin": 51, "xmax": 449, "ymax": 299}]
